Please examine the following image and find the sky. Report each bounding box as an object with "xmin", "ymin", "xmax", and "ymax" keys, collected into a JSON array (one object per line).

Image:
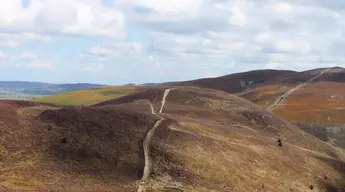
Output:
[{"xmin": 0, "ymin": 0, "xmax": 344, "ymax": 85}]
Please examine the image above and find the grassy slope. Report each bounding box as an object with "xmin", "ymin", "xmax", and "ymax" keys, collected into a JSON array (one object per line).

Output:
[
  {"xmin": 272, "ymin": 82, "xmax": 345, "ymax": 125},
  {"xmin": 239, "ymin": 84, "xmax": 295, "ymax": 108},
  {"xmin": 240, "ymin": 80, "xmax": 345, "ymax": 149},
  {"xmin": 34, "ymin": 86, "xmax": 138, "ymax": 106},
  {"xmin": 149, "ymin": 87, "xmax": 345, "ymax": 191},
  {"xmin": 0, "ymin": 101, "xmax": 158, "ymax": 192},
  {"xmin": 93, "ymin": 86, "xmax": 345, "ymax": 191}
]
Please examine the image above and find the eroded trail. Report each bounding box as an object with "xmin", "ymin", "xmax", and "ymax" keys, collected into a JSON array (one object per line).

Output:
[
  {"xmin": 136, "ymin": 88, "xmax": 173, "ymax": 192},
  {"xmin": 141, "ymin": 118, "xmax": 165, "ymax": 181},
  {"xmin": 134, "ymin": 99, "xmax": 157, "ymax": 115},
  {"xmin": 267, "ymin": 69, "xmax": 330, "ymax": 112},
  {"xmin": 159, "ymin": 89, "xmax": 172, "ymax": 113}
]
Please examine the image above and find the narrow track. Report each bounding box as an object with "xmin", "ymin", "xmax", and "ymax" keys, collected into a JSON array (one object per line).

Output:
[
  {"xmin": 159, "ymin": 89, "xmax": 172, "ymax": 113},
  {"xmin": 267, "ymin": 69, "xmax": 330, "ymax": 112},
  {"xmin": 136, "ymin": 88, "xmax": 173, "ymax": 192},
  {"xmin": 134, "ymin": 99, "xmax": 157, "ymax": 115}
]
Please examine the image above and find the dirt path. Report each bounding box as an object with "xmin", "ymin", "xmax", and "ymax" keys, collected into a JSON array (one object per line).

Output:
[
  {"xmin": 136, "ymin": 88, "xmax": 173, "ymax": 192},
  {"xmin": 267, "ymin": 69, "xmax": 330, "ymax": 112},
  {"xmin": 141, "ymin": 118, "xmax": 165, "ymax": 181},
  {"xmin": 159, "ymin": 89, "xmax": 172, "ymax": 113},
  {"xmin": 134, "ymin": 99, "xmax": 157, "ymax": 115}
]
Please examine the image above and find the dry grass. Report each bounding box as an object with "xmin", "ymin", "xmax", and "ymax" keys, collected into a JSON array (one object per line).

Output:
[
  {"xmin": 151, "ymin": 120, "xmax": 345, "ymax": 192},
  {"xmin": 240, "ymin": 84, "xmax": 295, "ymax": 108},
  {"xmin": 35, "ymin": 86, "xmax": 138, "ymax": 106},
  {"xmin": 145, "ymin": 87, "xmax": 345, "ymax": 191},
  {"xmin": 272, "ymin": 82, "xmax": 345, "ymax": 125},
  {"xmin": 0, "ymin": 100, "xmax": 158, "ymax": 191},
  {"xmin": 0, "ymin": 176, "xmax": 43, "ymax": 191}
]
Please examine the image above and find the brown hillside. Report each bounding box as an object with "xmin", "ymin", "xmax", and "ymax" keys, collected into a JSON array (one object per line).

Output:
[
  {"xmin": 1, "ymin": 87, "xmax": 345, "ymax": 191},
  {"xmin": 238, "ymin": 68, "xmax": 332, "ymax": 108},
  {"xmin": 0, "ymin": 100, "xmax": 161, "ymax": 191},
  {"xmin": 177, "ymin": 69, "xmax": 297, "ymax": 93},
  {"xmin": 93, "ymin": 86, "xmax": 345, "ymax": 191},
  {"xmin": 236, "ymin": 67, "xmax": 345, "ymax": 148},
  {"xmin": 236, "ymin": 67, "xmax": 345, "ymax": 111}
]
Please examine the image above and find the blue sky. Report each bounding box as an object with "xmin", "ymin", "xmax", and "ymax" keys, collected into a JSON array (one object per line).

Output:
[{"xmin": 0, "ymin": 0, "xmax": 344, "ymax": 85}]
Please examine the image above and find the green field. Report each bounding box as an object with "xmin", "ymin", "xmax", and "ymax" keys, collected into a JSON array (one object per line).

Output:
[{"xmin": 34, "ymin": 86, "xmax": 138, "ymax": 106}]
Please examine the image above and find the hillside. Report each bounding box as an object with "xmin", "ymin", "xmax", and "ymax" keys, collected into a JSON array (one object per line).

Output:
[
  {"xmin": 224, "ymin": 67, "xmax": 345, "ymax": 148},
  {"xmin": 32, "ymin": 67, "xmax": 345, "ymax": 148},
  {"xmin": 1, "ymin": 87, "xmax": 345, "ymax": 191},
  {"xmin": 177, "ymin": 69, "xmax": 297, "ymax": 94},
  {"xmin": 169, "ymin": 67, "xmax": 345, "ymax": 149}
]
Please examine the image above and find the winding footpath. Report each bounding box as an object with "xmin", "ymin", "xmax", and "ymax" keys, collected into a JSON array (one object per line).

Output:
[
  {"xmin": 267, "ymin": 69, "xmax": 331, "ymax": 112},
  {"xmin": 136, "ymin": 88, "xmax": 173, "ymax": 192},
  {"xmin": 134, "ymin": 99, "xmax": 157, "ymax": 115}
]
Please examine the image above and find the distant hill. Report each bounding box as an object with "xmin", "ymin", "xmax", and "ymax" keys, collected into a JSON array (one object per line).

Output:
[
  {"xmin": 0, "ymin": 81, "xmax": 106, "ymax": 99},
  {"xmin": 140, "ymin": 81, "xmax": 178, "ymax": 86},
  {"xmin": 176, "ymin": 69, "xmax": 297, "ymax": 93},
  {"xmin": 21, "ymin": 83, "xmax": 105, "ymax": 95}
]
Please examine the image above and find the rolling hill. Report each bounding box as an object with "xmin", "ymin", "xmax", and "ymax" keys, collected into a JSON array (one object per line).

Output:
[
  {"xmin": 233, "ymin": 67, "xmax": 345, "ymax": 148},
  {"xmin": 1, "ymin": 86, "xmax": 345, "ymax": 191},
  {"xmin": 32, "ymin": 69, "xmax": 298, "ymax": 107},
  {"xmin": 169, "ymin": 67, "xmax": 345, "ymax": 149},
  {"xmin": 32, "ymin": 67, "xmax": 345, "ymax": 148},
  {"xmin": 177, "ymin": 69, "xmax": 297, "ymax": 94},
  {"xmin": 32, "ymin": 67, "xmax": 345, "ymax": 126}
]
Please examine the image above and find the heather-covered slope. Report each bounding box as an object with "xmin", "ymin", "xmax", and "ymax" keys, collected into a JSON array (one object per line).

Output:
[{"xmin": 1, "ymin": 86, "xmax": 345, "ymax": 191}]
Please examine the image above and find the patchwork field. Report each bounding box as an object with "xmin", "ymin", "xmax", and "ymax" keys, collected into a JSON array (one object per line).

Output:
[{"xmin": 35, "ymin": 86, "xmax": 140, "ymax": 106}]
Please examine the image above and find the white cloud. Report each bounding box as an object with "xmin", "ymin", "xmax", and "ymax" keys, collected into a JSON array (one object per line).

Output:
[
  {"xmin": 0, "ymin": 52, "xmax": 6, "ymax": 59},
  {"xmin": 20, "ymin": 52, "xmax": 39, "ymax": 59},
  {"xmin": 0, "ymin": 33, "xmax": 52, "ymax": 42},
  {"xmin": 89, "ymin": 46, "xmax": 114, "ymax": 56},
  {"xmin": 0, "ymin": 32, "xmax": 53, "ymax": 47},
  {"xmin": 15, "ymin": 60, "xmax": 55, "ymax": 70},
  {"xmin": 3, "ymin": 0, "xmax": 345, "ymax": 84},
  {"xmin": 228, "ymin": 6, "xmax": 246, "ymax": 26},
  {"xmin": 273, "ymin": 3, "xmax": 293, "ymax": 13},
  {"xmin": 0, "ymin": 0, "xmax": 125, "ymax": 38},
  {"xmin": 117, "ymin": 0, "xmax": 232, "ymax": 34},
  {"xmin": 25, "ymin": 60, "xmax": 55, "ymax": 70},
  {"xmin": 265, "ymin": 62, "xmax": 285, "ymax": 69},
  {"xmin": 84, "ymin": 63, "xmax": 104, "ymax": 72},
  {"xmin": 0, "ymin": 40, "xmax": 19, "ymax": 47},
  {"xmin": 120, "ymin": 0, "xmax": 345, "ymax": 75},
  {"xmin": 85, "ymin": 43, "xmax": 142, "ymax": 57}
]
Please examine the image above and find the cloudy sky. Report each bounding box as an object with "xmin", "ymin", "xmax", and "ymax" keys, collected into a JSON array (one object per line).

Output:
[{"xmin": 0, "ymin": 0, "xmax": 344, "ymax": 85}]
